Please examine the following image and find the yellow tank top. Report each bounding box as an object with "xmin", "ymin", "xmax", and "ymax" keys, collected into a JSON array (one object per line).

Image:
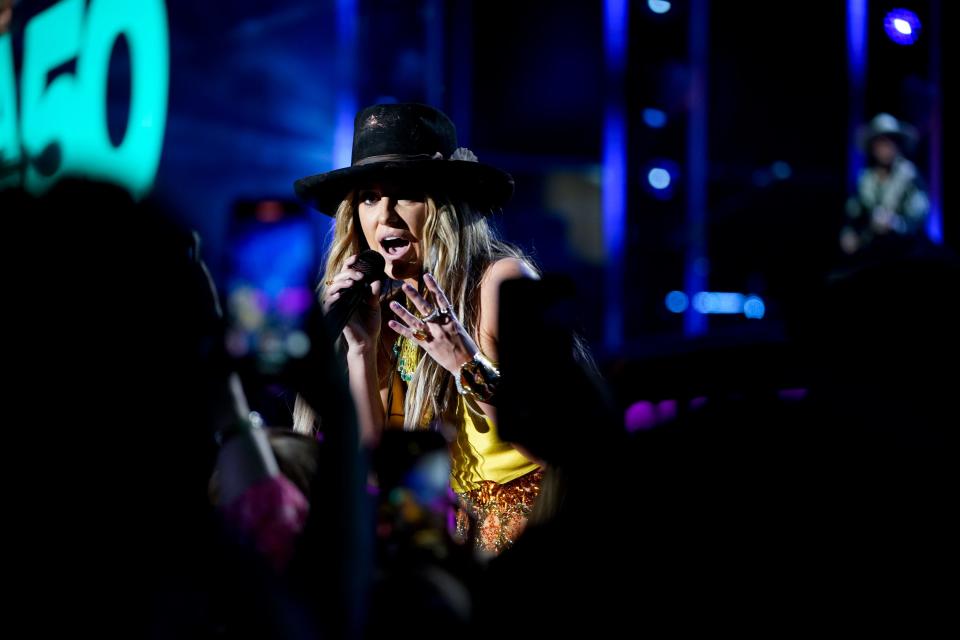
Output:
[
  {"xmin": 448, "ymin": 395, "xmax": 540, "ymax": 493},
  {"xmin": 386, "ymin": 336, "xmax": 539, "ymax": 493}
]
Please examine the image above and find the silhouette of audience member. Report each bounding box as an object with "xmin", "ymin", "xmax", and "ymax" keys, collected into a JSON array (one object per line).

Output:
[{"xmin": 5, "ymin": 180, "xmax": 317, "ymax": 637}]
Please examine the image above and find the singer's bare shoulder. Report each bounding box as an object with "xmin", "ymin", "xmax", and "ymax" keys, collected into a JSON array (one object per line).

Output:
[{"xmin": 477, "ymin": 258, "xmax": 539, "ymax": 353}]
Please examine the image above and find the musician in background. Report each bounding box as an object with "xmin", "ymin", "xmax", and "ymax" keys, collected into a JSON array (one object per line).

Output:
[{"xmin": 840, "ymin": 113, "xmax": 930, "ymax": 255}]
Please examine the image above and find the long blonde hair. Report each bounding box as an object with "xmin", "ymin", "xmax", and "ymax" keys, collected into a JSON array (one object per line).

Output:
[{"xmin": 292, "ymin": 190, "xmax": 531, "ymax": 435}]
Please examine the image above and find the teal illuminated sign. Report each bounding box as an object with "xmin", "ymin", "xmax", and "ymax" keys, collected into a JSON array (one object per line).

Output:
[{"xmin": 1, "ymin": 0, "xmax": 169, "ymax": 198}]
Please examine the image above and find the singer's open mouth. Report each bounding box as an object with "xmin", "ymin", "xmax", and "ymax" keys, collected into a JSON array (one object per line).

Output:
[{"xmin": 380, "ymin": 236, "xmax": 412, "ymax": 258}]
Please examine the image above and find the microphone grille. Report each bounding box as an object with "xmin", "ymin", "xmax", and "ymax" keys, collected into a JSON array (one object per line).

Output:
[{"xmin": 353, "ymin": 249, "xmax": 386, "ymax": 283}]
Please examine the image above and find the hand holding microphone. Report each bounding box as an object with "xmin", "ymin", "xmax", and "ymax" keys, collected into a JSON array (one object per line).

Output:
[{"xmin": 322, "ymin": 250, "xmax": 386, "ymax": 350}]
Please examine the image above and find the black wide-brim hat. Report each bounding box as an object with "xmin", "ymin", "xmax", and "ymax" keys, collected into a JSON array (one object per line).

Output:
[{"xmin": 294, "ymin": 103, "xmax": 514, "ymax": 216}]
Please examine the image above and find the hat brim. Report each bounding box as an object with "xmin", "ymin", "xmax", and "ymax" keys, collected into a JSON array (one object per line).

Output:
[
  {"xmin": 294, "ymin": 159, "xmax": 514, "ymax": 216},
  {"xmin": 856, "ymin": 123, "xmax": 918, "ymax": 152}
]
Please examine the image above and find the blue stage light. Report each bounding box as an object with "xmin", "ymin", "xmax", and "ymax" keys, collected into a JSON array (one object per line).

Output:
[
  {"xmin": 883, "ymin": 9, "xmax": 921, "ymax": 45},
  {"xmin": 642, "ymin": 107, "xmax": 667, "ymax": 128},
  {"xmin": 648, "ymin": 167, "xmax": 671, "ymax": 190},
  {"xmin": 648, "ymin": 0, "xmax": 672, "ymax": 15},
  {"xmin": 665, "ymin": 290, "xmax": 689, "ymax": 313}
]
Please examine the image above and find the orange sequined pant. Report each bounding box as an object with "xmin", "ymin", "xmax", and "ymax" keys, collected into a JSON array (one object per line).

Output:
[{"xmin": 454, "ymin": 468, "xmax": 543, "ymax": 555}]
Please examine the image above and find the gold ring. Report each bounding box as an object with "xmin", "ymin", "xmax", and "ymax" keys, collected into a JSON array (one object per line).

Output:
[
  {"xmin": 411, "ymin": 329, "xmax": 428, "ymax": 341},
  {"xmin": 324, "ymin": 279, "xmax": 334, "ymax": 286}
]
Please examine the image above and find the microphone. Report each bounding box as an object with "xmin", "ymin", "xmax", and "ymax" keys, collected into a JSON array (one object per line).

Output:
[{"xmin": 324, "ymin": 249, "xmax": 385, "ymax": 337}]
